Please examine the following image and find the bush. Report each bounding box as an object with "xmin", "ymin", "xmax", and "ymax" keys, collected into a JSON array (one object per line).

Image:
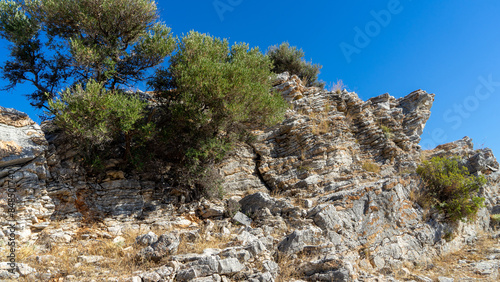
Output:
[
  {"xmin": 48, "ymin": 80, "xmax": 154, "ymax": 161},
  {"xmin": 267, "ymin": 42, "xmax": 324, "ymax": 88},
  {"xmin": 151, "ymin": 31, "xmax": 287, "ymax": 162},
  {"xmin": 416, "ymin": 156, "xmax": 486, "ymax": 222},
  {"xmin": 149, "ymin": 31, "xmax": 288, "ymax": 198}
]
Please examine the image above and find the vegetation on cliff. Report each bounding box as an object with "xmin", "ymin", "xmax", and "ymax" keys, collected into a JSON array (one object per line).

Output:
[
  {"xmin": 267, "ymin": 42, "xmax": 324, "ymax": 88},
  {"xmin": 417, "ymin": 156, "xmax": 486, "ymax": 222}
]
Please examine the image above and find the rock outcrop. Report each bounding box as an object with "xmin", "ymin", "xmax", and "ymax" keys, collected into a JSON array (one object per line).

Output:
[{"xmin": 1, "ymin": 74, "xmax": 499, "ymax": 281}]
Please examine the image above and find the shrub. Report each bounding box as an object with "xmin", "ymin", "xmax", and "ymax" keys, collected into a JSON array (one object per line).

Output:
[
  {"xmin": 416, "ymin": 156, "xmax": 486, "ymax": 222},
  {"xmin": 151, "ymin": 32, "xmax": 287, "ymax": 158},
  {"xmin": 149, "ymin": 31, "xmax": 288, "ymax": 198},
  {"xmin": 48, "ymin": 80, "xmax": 153, "ymax": 161},
  {"xmin": 267, "ymin": 42, "xmax": 324, "ymax": 88}
]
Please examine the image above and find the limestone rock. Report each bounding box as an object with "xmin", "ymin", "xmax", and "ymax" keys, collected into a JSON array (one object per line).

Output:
[
  {"xmin": 0, "ymin": 107, "xmax": 46, "ymax": 167},
  {"xmin": 217, "ymin": 257, "xmax": 244, "ymax": 274},
  {"xmin": 77, "ymin": 255, "xmax": 105, "ymax": 264},
  {"xmin": 136, "ymin": 231, "xmax": 159, "ymax": 246},
  {"xmin": 233, "ymin": 211, "xmax": 252, "ymax": 227},
  {"xmin": 137, "ymin": 232, "xmax": 180, "ymax": 262}
]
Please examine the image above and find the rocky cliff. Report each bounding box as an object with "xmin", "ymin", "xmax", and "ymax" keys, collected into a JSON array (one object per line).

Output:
[{"xmin": 1, "ymin": 74, "xmax": 499, "ymax": 281}]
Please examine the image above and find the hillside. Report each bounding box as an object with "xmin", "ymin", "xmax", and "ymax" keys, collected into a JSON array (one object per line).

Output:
[{"xmin": 1, "ymin": 73, "xmax": 499, "ymax": 281}]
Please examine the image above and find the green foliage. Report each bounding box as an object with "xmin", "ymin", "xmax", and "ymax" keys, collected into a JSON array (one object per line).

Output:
[
  {"xmin": 151, "ymin": 31, "xmax": 287, "ymax": 163},
  {"xmin": 380, "ymin": 125, "xmax": 393, "ymax": 139},
  {"xmin": 416, "ymin": 156, "xmax": 487, "ymax": 223},
  {"xmin": 48, "ymin": 80, "xmax": 153, "ymax": 160},
  {"xmin": 148, "ymin": 31, "xmax": 288, "ymax": 199},
  {"xmin": 0, "ymin": 0, "xmax": 38, "ymax": 43},
  {"xmin": 0, "ymin": 0, "xmax": 175, "ymax": 108},
  {"xmin": 267, "ymin": 42, "xmax": 324, "ymax": 88}
]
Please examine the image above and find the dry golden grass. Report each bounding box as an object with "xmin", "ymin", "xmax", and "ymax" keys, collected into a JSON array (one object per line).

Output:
[
  {"xmin": 392, "ymin": 234, "xmax": 499, "ymax": 281},
  {"xmin": 310, "ymin": 106, "xmax": 332, "ymax": 135},
  {"xmin": 420, "ymin": 150, "xmax": 433, "ymax": 162},
  {"xmin": 328, "ymin": 79, "xmax": 345, "ymax": 94},
  {"xmin": 3, "ymin": 225, "xmax": 175, "ymax": 281},
  {"xmin": 275, "ymin": 253, "xmax": 301, "ymax": 282},
  {"xmin": 177, "ymin": 224, "xmax": 235, "ymax": 255}
]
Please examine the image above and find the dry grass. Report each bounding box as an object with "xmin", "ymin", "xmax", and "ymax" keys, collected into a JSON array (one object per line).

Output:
[
  {"xmin": 309, "ymin": 101, "xmax": 333, "ymax": 135},
  {"xmin": 275, "ymin": 253, "xmax": 301, "ymax": 282},
  {"xmin": 1, "ymin": 225, "xmax": 174, "ymax": 281},
  {"xmin": 176, "ymin": 227, "xmax": 234, "ymax": 255},
  {"xmin": 177, "ymin": 234, "xmax": 234, "ymax": 254},
  {"xmin": 380, "ymin": 125, "xmax": 394, "ymax": 139},
  {"xmin": 328, "ymin": 79, "xmax": 345, "ymax": 94},
  {"xmin": 420, "ymin": 150, "xmax": 433, "ymax": 162},
  {"xmin": 409, "ymin": 235, "xmax": 500, "ymax": 280}
]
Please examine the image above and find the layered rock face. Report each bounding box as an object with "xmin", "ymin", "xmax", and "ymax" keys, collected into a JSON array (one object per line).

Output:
[
  {"xmin": 0, "ymin": 106, "xmax": 54, "ymax": 242},
  {"xmin": 1, "ymin": 75, "xmax": 500, "ymax": 281}
]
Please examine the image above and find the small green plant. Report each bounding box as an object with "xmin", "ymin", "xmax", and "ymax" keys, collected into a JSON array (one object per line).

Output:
[
  {"xmin": 297, "ymin": 165, "xmax": 313, "ymax": 172},
  {"xmin": 416, "ymin": 156, "xmax": 486, "ymax": 223},
  {"xmin": 362, "ymin": 161, "xmax": 381, "ymax": 173},
  {"xmin": 380, "ymin": 125, "xmax": 394, "ymax": 139},
  {"xmin": 491, "ymin": 214, "xmax": 500, "ymax": 230},
  {"xmin": 491, "ymin": 214, "xmax": 500, "ymax": 222}
]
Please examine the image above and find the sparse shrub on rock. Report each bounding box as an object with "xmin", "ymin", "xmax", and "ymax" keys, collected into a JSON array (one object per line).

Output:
[
  {"xmin": 416, "ymin": 156, "xmax": 486, "ymax": 223},
  {"xmin": 267, "ymin": 42, "xmax": 324, "ymax": 88}
]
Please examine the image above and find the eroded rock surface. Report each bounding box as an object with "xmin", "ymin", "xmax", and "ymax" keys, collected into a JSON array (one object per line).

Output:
[{"xmin": 1, "ymin": 74, "xmax": 499, "ymax": 281}]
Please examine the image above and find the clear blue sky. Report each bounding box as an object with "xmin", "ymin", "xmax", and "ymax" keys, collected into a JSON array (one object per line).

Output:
[{"xmin": 1, "ymin": 0, "xmax": 499, "ymax": 156}]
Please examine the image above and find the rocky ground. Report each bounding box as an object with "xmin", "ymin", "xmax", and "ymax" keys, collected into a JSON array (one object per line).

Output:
[{"xmin": 1, "ymin": 73, "xmax": 500, "ymax": 281}]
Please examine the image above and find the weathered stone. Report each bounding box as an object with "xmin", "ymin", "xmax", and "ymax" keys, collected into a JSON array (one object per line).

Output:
[
  {"xmin": 200, "ymin": 203, "xmax": 225, "ymax": 218},
  {"xmin": 77, "ymin": 255, "xmax": 105, "ymax": 264},
  {"xmin": 0, "ymin": 108, "xmax": 46, "ymax": 167},
  {"xmin": 218, "ymin": 257, "xmax": 244, "ymax": 274},
  {"xmin": 136, "ymin": 231, "xmax": 158, "ymax": 246},
  {"xmin": 137, "ymin": 232, "xmax": 180, "ymax": 262},
  {"xmin": 233, "ymin": 211, "xmax": 252, "ymax": 226},
  {"xmin": 239, "ymin": 192, "xmax": 277, "ymax": 215},
  {"xmin": 49, "ymin": 231, "xmax": 73, "ymax": 243},
  {"xmin": 141, "ymin": 271, "xmax": 162, "ymax": 282},
  {"xmin": 130, "ymin": 276, "xmax": 142, "ymax": 282},
  {"xmin": 246, "ymin": 240, "xmax": 267, "ymax": 256},
  {"xmin": 17, "ymin": 263, "xmax": 36, "ymax": 276},
  {"xmin": 472, "ymin": 260, "xmax": 499, "ymax": 275},
  {"xmin": 414, "ymin": 275, "xmax": 433, "ymax": 282},
  {"xmin": 278, "ymin": 229, "xmax": 316, "ymax": 254},
  {"xmin": 176, "ymin": 268, "xmax": 197, "ymax": 281},
  {"xmin": 156, "ymin": 265, "xmax": 173, "ymax": 278}
]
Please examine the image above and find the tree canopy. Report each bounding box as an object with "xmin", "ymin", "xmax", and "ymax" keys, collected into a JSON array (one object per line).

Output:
[
  {"xmin": 149, "ymin": 31, "xmax": 288, "ymax": 165},
  {"xmin": 0, "ymin": 0, "xmax": 175, "ymax": 108}
]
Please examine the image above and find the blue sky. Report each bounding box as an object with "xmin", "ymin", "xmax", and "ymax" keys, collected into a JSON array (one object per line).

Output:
[{"xmin": 1, "ymin": 0, "xmax": 499, "ymax": 155}]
